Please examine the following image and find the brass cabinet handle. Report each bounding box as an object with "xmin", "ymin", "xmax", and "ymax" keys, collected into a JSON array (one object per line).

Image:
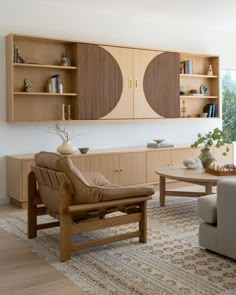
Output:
[
  {"xmin": 129, "ymin": 79, "xmax": 133, "ymax": 88},
  {"xmin": 120, "ymin": 168, "xmax": 124, "ymax": 172},
  {"xmin": 135, "ymin": 79, "xmax": 138, "ymax": 89},
  {"xmin": 115, "ymin": 169, "xmax": 120, "ymax": 172}
]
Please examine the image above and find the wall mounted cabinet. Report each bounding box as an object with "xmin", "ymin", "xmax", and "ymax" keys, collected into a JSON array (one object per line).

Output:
[
  {"xmin": 77, "ymin": 44, "xmax": 180, "ymax": 119},
  {"xmin": 6, "ymin": 33, "xmax": 219, "ymax": 122}
]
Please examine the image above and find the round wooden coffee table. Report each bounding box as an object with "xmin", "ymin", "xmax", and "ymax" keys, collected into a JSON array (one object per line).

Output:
[{"xmin": 155, "ymin": 165, "xmax": 236, "ymax": 206}]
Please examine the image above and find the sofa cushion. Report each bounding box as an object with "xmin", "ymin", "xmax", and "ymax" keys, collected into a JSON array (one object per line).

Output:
[{"xmin": 197, "ymin": 194, "xmax": 217, "ymax": 224}]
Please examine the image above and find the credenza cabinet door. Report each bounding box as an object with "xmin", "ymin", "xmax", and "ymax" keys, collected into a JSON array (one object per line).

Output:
[
  {"xmin": 146, "ymin": 150, "xmax": 171, "ymax": 183},
  {"xmin": 119, "ymin": 152, "xmax": 146, "ymax": 185},
  {"xmin": 90, "ymin": 154, "xmax": 120, "ymax": 184},
  {"xmin": 70, "ymin": 156, "xmax": 91, "ymax": 172}
]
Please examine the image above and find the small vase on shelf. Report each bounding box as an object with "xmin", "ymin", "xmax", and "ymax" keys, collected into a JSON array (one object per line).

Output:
[{"xmin": 57, "ymin": 140, "xmax": 76, "ymax": 155}]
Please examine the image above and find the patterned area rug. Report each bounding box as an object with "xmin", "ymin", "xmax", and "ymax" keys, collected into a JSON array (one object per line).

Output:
[{"xmin": 1, "ymin": 196, "xmax": 236, "ymax": 295}]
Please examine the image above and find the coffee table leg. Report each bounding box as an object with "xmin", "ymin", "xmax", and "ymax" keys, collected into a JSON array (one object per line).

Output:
[
  {"xmin": 160, "ymin": 176, "xmax": 166, "ymax": 207},
  {"xmin": 205, "ymin": 183, "xmax": 213, "ymax": 195}
]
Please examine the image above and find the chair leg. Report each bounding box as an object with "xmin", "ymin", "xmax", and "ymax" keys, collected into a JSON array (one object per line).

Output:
[
  {"xmin": 139, "ymin": 200, "xmax": 147, "ymax": 243},
  {"xmin": 28, "ymin": 172, "xmax": 37, "ymax": 239},
  {"xmin": 60, "ymin": 213, "xmax": 72, "ymax": 262}
]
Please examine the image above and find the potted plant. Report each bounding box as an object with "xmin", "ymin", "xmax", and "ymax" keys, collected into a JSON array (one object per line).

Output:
[{"xmin": 191, "ymin": 128, "xmax": 230, "ymax": 168}]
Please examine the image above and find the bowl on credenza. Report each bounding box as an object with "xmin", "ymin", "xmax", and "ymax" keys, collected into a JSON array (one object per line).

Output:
[{"xmin": 78, "ymin": 147, "xmax": 89, "ymax": 154}]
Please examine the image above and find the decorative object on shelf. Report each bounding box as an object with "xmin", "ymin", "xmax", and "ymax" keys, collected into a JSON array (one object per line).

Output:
[
  {"xmin": 191, "ymin": 128, "xmax": 230, "ymax": 168},
  {"xmin": 205, "ymin": 164, "xmax": 236, "ymax": 176},
  {"xmin": 207, "ymin": 64, "xmax": 214, "ymax": 76},
  {"xmin": 153, "ymin": 139, "xmax": 165, "ymax": 146},
  {"xmin": 189, "ymin": 89, "xmax": 199, "ymax": 95},
  {"xmin": 61, "ymin": 104, "xmax": 66, "ymax": 120},
  {"xmin": 181, "ymin": 99, "xmax": 187, "ymax": 117},
  {"xmin": 48, "ymin": 123, "xmax": 82, "ymax": 155},
  {"xmin": 24, "ymin": 78, "xmax": 34, "ymax": 92},
  {"xmin": 78, "ymin": 147, "xmax": 89, "ymax": 154},
  {"xmin": 67, "ymin": 105, "xmax": 71, "ymax": 120},
  {"xmin": 183, "ymin": 158, "xmax": 203, "ymax": 170},
  {"xmin": 200, "ymin": 112, "xmax": 208, "ymax": 118},
  {"xmin": 61, "ymin": 54, "xmax": 68, "ymax": 66},
  {"xmin": 200, "ymin": 84, "xmax": 209, "ymax": 96},
  {"xmin": 61, "ymin": 52, "xmax": 71, "ymax": 66}
]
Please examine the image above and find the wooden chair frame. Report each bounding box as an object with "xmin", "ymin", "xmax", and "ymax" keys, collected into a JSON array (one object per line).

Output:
[{"xmin": 28, "ymin": 167, "xmax": 152, "ymax": 262}]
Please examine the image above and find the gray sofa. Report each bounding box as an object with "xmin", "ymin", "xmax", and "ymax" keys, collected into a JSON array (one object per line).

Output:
[{"xmin": 197, "ymin": 178, "xmax": 236, "ymax": 260}]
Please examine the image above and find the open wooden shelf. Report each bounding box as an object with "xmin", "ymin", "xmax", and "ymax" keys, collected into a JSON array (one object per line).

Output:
[
  {"xmin": 14, "ymin": 92, "xmax": 77, "ymax": 96},
  {"xmin": 180, "ymin": 74, "xmax": 218, "ymax": 78},
  {"xmin": 14, "ymin": 63, "xmax": 77, "ymax": 70},
  {"xmin": 180, "ymin": 95, "xmax": 218, "ymax": 99}
]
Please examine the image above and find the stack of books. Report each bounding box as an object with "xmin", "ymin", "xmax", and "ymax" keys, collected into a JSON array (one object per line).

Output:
[
  {"xmin": 180, "ymin": 60, "xmax": 193, "ymax": 74},
  {"xmin": 47, "ymin": 74, "xmax": 62, "ymax": 93},
  {"xmin": 13, "ymin": 45, "xmax": 19, "ymax": 63},
  {"xmin": 203, "ymin": 103, "xmax": 217, "ymax": 117}
]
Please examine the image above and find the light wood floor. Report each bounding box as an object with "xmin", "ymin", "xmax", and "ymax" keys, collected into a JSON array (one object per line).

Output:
[{"xmin": 0, "ymin": 204, "xmax": 88, "ymax": 295}]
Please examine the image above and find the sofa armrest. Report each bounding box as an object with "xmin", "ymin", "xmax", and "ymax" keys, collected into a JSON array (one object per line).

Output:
[{"xmin": 217, "ymin": 179, "xmax": 236, "ymax": 259}]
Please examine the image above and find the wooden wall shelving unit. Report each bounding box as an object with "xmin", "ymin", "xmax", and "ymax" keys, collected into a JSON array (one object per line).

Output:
[
  {"xmin": 179, "ymin": 53, "xmax": 220, "ymax": 118},
  {"xmin": 6, "ymin": 33, "xmax": 220, "ymax": 122}
]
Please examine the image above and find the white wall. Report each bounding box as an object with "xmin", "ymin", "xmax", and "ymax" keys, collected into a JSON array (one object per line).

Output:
[{"xmin": 1, "ymin": 0, "xmax": 236, "ymax": 203}]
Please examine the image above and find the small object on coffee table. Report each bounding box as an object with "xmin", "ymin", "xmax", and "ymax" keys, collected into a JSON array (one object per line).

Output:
[{"xmin": 205, "ymin": 164, "xmax": 236, "ymax": 176}]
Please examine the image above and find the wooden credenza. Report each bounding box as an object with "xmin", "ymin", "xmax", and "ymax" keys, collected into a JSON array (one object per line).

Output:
[{"xmin": 6, "ymin": 145, "xmax": 234, "ymax": 208}]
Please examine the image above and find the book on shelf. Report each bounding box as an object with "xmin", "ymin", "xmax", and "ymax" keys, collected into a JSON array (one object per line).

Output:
[
  {"xmin": 180, "ymin": 60, "xmax": 193, "ymax": 74},
  {"xmin": 47, "ymin": 74, "xmax": 61, "ymax": 93},
  {"xmin": 13, "ymin": 45, "xmax": 19, "ymax": 63},
  {"xmin": 203, "ymin": 103, "xmax": 217, "ymax": 117}
]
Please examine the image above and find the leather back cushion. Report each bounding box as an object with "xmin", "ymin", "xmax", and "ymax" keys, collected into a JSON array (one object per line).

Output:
[{"xmin": 34, "ymin": 151, "xmax": 154, "ymax": 205}]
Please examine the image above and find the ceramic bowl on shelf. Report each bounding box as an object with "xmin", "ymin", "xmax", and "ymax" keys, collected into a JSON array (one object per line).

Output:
[
  {"xmin": 153, "ymin": 139, "xmax": 165, "ymax": 145},
  {"xmin": 78, "ymin": 147, "xmax": 89, "ymax": 154}
]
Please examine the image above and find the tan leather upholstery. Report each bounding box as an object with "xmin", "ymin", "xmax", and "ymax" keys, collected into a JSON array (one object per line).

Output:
[{"xmin": 35, "ymin": 151, "xmax": 154, "ymax": 206}]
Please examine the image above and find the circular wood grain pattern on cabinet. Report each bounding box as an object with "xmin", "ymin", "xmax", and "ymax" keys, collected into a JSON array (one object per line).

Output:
[
  {"xmin": 78, "ymin": 44, "xmax": 123, "ymax": 119},
  {"xmin": 143, "ymin": 52, "xmax": 180, "ymax": 118}
]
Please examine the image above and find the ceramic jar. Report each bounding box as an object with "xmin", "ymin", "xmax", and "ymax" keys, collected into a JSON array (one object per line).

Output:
[{"xmin": 57, "ymin": 140, "xmax": 76, "ymax": 155}]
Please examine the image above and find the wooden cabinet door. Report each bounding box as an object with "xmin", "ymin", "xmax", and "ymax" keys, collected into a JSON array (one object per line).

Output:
[
  {"xmin": 134, "ymin": 50, "xmax": 180, "ymax": 118},
  {"xmin": 77, "ymin": 43, "xmax": 133, "ymax": 119},
  {"xmin": 213, "ymin": 144, "xmax": 234, "ymax": 165},
  {"xmin": 70, "ymin": 156, "xmax": 91, "ymax": 172},
  {"xmin": 133, "ymin": 49, "xmax": 163, "ymax": 118},
  {"xmin": 90, "ymin": 154, "xmax": 120, "ymax": 184},
  {"xmin": 119, "ymin": 152, "xmax": 146, "ymax": 185},
  {"xmin": 170, "ymin": 148, "xmax": 199, "ymax": 165},
  {"xmin": 100, "ymin": 46, "xmax": 134, "ymax": 119},
  {"xmin": 147, "ymin": 150, "xmax": 171, "ymax": 183}
]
